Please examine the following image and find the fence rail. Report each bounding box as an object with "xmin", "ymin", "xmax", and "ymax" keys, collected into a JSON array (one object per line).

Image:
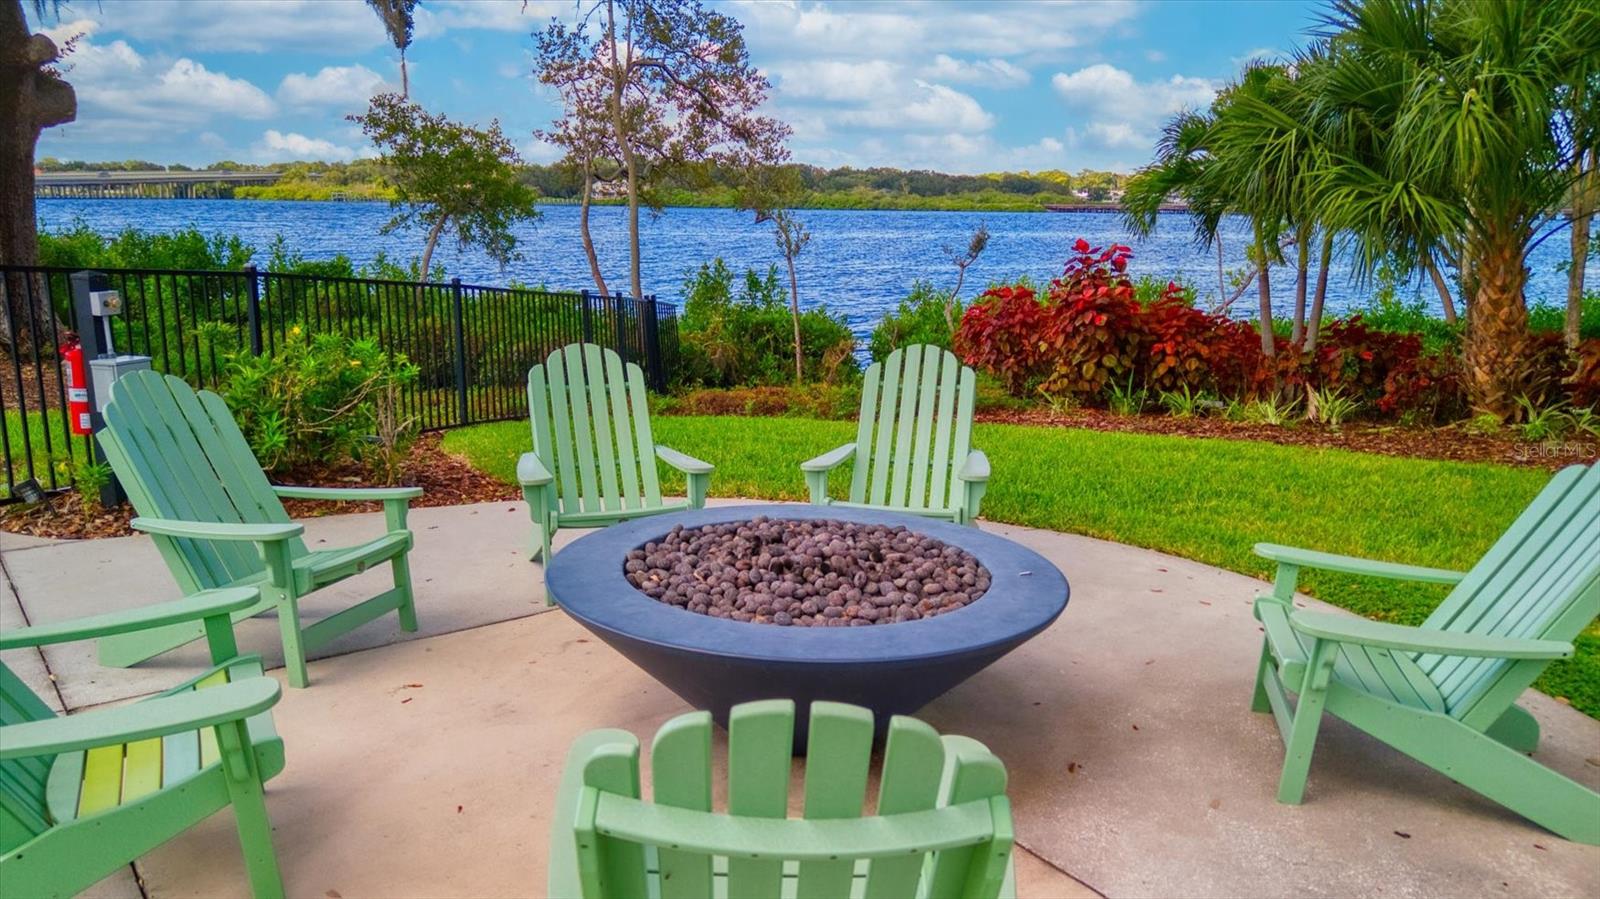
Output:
[{"xmin": 0, "ymin": 264, "xmax": 679, "ymax": 503}]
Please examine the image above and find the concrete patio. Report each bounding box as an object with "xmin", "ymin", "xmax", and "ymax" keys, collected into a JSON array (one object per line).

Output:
[{"xmin": 2, "ymin": 499, "xmax": 1596, "ymax": 899}]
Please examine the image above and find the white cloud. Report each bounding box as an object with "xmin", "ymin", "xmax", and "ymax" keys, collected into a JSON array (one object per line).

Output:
[
  {"xmin": 414, "ymin": 0, "xmax": 568, "ymax": 37},
  {"xmin": 254, "ymin": 130, "xmax": 359, "ymax": 162},
  {"xmin": 921, "ymin": 55, "xmax": 1030, "ymax": 87},
  {"xmin": 772, "ymin": 62, "xmax": 995, "ymax": 133},
  {"xmin": 773, "ymin": 60, "xmax": 900, "ymax": 102},
  {"xmin": 52, "ymin": 32, "xmax": 276, "ymax": 140},
  {"xmin": 278, "ymin": 65, "xmax": 389, "ymax": 108},
  {"xmin": 1051, "ymin": 64, "xmax": 1217, "ymax": 153},
  {"xmin": 78, "ymin": 1, "xmax": 388, "ymax": 54},
  {"xmin": 735, "ymin": 1, "xmax": 1139, "ymax": 60},
  {"xmin": 1232, "ymin": 47, "xmax": 1282, "ymax": 67}
]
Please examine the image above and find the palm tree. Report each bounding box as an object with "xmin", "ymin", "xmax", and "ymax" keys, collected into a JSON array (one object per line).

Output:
[
  {"xmin": 1306, "ymin": 0, "xmax": 1600, "ymax": 418},
  {"xmin": 366, "ymin": 0, "xmax": 417, "ymax": 99},
  {"xmin": 1122, "ymin": 110, "xmax": 1234, "ymax": 305}
]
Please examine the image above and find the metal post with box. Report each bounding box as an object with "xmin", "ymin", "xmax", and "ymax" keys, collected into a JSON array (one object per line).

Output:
[{"xmin": 68, "ymin": 270, "xmax": 151, "ymax": 507}]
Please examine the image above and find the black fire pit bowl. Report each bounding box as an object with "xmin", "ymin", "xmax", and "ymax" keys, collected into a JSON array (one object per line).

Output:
[{"xmin": 546, "ymin": 505, "xmax": 1069, "ymax": 745}]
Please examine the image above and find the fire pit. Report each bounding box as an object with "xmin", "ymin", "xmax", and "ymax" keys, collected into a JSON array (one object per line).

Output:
[{"xmin": 546, "ymin": 505, "xmax": 1068, "ymax": 742}]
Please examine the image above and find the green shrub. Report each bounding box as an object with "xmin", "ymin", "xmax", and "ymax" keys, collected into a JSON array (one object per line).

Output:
[
  {"xmin": 675, "ymin": 259, "xmax": 858, "ymax": 387},
  {"xmin": 220, "ymin": 329, "xmax": 418, "ymax": 474},
  {"xmin": 868, "ymin": 280, "xmax": 957, "ymax": 361},
  {"xmin": 38, "ymin": 221, "xmax": 253, "ymax": 271},
  {"xmin": 1528, "ymin": 291, "xmax": 1600, "ymax": 341}
]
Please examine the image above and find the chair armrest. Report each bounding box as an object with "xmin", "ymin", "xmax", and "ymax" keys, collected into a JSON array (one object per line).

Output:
[
  {"xmin": 517, "ymin": 451, "xmax": 555, "ymax": 487},
  {"xmin": 1254, "ymin": 543, "xmax": 1466, "ymax": 585},
  {"xmin": 800, "ymin": 443, "xmax": 856, "ymax": 473},
  {"xmin": 0, "ymin": 678, "xmax": 281, "ymax": 760},
  {"xmin": 0, "ymin": 588, "xmax": 260, "ymax": 651},
  {"xmin": 656, "ymin": 445, "xmax": 713, "ymax": 475},
  {"xmin": 957, "ymin": 449, "xmax": 990, "ymax": 483},
  {"xmin": 273, "ymin": 485, "xmax": 422, "ymax": 502},
  {"xmin": 131, "ymin": 518, "xmax": 303, "ymax": 542},
  {"xmin": 1288, "ymin": 610, "xmax": 1574, "ymax": 659}
]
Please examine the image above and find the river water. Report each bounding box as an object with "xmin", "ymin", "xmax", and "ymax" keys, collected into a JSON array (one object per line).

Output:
[{"xmin": 37, "ymin": 198, "xmax": 1590, "ymax": 340}]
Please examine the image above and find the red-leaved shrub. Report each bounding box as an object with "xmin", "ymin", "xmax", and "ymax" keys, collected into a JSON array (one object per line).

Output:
[
  {"xmin": 953, "ymin": 282, "xmax": 1045, "ymax": 395},
  {"xmin": 1035, "ymin": 241, "xmax": 1146, "ymax": 398}
]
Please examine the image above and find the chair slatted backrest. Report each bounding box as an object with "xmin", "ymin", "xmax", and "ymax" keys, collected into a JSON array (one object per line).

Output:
[
  {"xmin": 1418, "ymin": 463, "xmax": 1600, "ymax": 723},
  {"xmin": 527, "ymin": 344, "xmax": 662, "ymax": 518},
  {"xmin": 849, "ymin": 345, "xmax": 977, "ymax": 512},
  {"xmin": 99, "ymin": 371, "xmax": 304, "ymax": 593},
  {"xmin": 576, "ymin": 700, "xmax": 1012, "ymax": 899},
  {"xmin": 0, "ymin": 662, "xmax": 58, "ymax": 853}
]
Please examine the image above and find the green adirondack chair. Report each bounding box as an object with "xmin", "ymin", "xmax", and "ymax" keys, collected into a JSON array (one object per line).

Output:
[
  {"xmin": 1250, "ymin": 461, "xmax": 1600, "ymax": 844},
  {"xmin": 547, "ymin": 699, "xmax": 1016, "ymax": 899},
  {"xmin": 1, "ymin": 587, "xmax": 286, "ymax": 897},
  {"xmin": 801, "ymin": 345, "xmax": 990, "ymax": 524},
  {"xmin": 520, "ymin": 343, "xmax": 712, "ymax": 568},
  {"xmin": 96, "ymin": 370, "xmax": 423, "ymax": 689}
]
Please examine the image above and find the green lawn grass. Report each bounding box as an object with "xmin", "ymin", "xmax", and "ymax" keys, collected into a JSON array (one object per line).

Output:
[
  {"xmin": 1, "ymin": 408, "xmax": 82, "ymax": 499},
  {"xmin": 441, "ymin": 416, "xmax": 1598, "ymax": 717}
]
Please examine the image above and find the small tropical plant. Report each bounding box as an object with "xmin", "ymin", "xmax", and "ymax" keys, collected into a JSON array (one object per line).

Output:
[
  {"xmin": 1306, "ymin": 385, "xmax": 1362, "ymax": 428},
  {"xmin": 1159, "ymin": 385, "xmax": 1207, "ymax": 418},
  {"xmin": 56, "ymin": 457, "xmax": 112, "ymax": 519},
  {"xmin": 1106, "ymin": 373, "xmax": 1148, "ymax": 416},
  {"xmin": 1514, "ymin": 396, "xmax": 1574, "ymax": 443},
  {"xmin": 1240, "ymin": 394, "xmax": 1299, "ymax": 426}
]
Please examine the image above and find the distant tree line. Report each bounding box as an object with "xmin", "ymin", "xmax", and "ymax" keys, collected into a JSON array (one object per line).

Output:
[{"xmin": 35, "ymin": 157, "xmax": 1131, "ymax": 204}]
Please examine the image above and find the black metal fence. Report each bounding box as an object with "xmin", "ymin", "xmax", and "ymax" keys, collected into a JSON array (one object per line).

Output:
[{"xmin": 0, "ymin": 265, "xmax": 680, "ymax": 502}]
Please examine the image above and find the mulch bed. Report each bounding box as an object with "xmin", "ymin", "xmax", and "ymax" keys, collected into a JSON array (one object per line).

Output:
[
  {"xmin": 975, "ymin": 408, "xmax": 1600, "ymax": 471},
  {"xmin": 0, "ymin": 433, "xmax": 517, "ymax": 541}
]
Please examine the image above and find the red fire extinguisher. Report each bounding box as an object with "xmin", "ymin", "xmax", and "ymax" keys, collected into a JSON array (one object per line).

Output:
[{"xmin": 62, "ymin": 340, "xmax": 93, "ymax": 436}]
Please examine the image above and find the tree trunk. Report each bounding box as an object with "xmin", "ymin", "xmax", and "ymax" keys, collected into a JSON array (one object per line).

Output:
[
  {"xmin": 1255, "ymin": 236, "xmax": 1275, "ymax": 358},
  {"xmin": 1461, "ymin": 226, "xmax": 1532, "ymax": 419},
  {"xmin": 1306, "ymin": 232, "xmax": 1332, "ymax": 352},
  {"xmin": 1291, "ymin": 226, "xmax": 1309, "ymax": 345},
  {"xmin": 1568, "ymin": 150, "xmax": 1595, "ymax": 350},
  {"xmin": 1215, "ymin": 233, "xmax": 1226, "ymax": 305},
  {"xmin": 577, "ymin": 171, "xmax": 609, "ymax": 296},
  {"xmin": 399, "ymin": 50, "xmax": 409, "ymax": 99},
  {"xmin": 601, "ymin": 0, "xmax": 642, "ymax": 299},
  {"xmin": 1422, "ymin": 252, "xmax": 1458, "ymax": 325},
  {"xmin": 0, "ymin": 1, "xmax": 76, "ymax": 352},
  {"xmin": 625, "ymin": 163, "xmax": 642, "ymax": 299},
  {"xmin": 945, "ymin": 265, "xmax": 966, "ymax": 333},
  {"xmin": 418, "ymin": 215, "xmax": 447, "ymax": 283},
  {"xmin": 786, "ymin": 254, "xmax": 802, "ymax": 383}
]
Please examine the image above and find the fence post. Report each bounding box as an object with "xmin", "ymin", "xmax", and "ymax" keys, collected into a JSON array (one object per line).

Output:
[
  {"xmin": 613, "ymin": 292, "xmax": 628, "ymax": 364},
  {"xmin": 641, "ymin": 295, "xmax": 664, "ymax": 391},
  {"xmin": 244, "ymin": 264, "xmax": 263, "ymax": 356},
  {"xmin": 579, "ymin": 289, "xmax": 594, "ymax": 343},
  {"xmin": 449, "ymin": 278, "xmax": 469, "ymax": 426}
]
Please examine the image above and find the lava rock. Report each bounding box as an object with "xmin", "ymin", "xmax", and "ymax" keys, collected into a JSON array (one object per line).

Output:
[{"xmin": 625, "ymin": 517, "xmax": 990, "ymax": 627}]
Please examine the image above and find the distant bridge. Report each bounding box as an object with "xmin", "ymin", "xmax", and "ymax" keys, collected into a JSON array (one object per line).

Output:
[
  {"xmin": 1042, "ymin": 203, "xmax": 1188, "ymax": 213},
  {"xmin": 35, "ymin": 170, "xmax": 283, "ymax": 199}
]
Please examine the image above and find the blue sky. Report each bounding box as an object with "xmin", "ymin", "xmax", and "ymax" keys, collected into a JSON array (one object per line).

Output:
[{"xmin": 31, "ymin": 0, "xmax": 1324, "ymax": 174}]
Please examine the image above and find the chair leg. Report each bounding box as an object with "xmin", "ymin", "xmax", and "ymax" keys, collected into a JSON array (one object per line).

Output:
[
  {"xmin": 392, "ymin": 550, "xmax": 418, "ymax": 633},
  {"xmin": 270, "ymin": 586, "xmax": 310, "ymax": 689},
  {"xmin": 1485, "ymin": 703, "xmax": 1540, "ymax": 754},
  {"xmin": 528, "ymin": 521, "xmax": 547, "ymax": 563},
  {"xmin": 1385, "ymin": 715, "xmax": 1600, "ymax": 845},
  {"xmin": 1251, "ymin": 642, "xmax": 1274, "ymax": 713},
  {"xmin": 220, "ymin": 723, "xmax": 285, "ymax": 898},
  {"xmin": 804, "ymin": 469, "xmax": 830, "ymax": 506},
  {"xmin": 1277, "ymin": 640, "xmax": 1335, "ymax": 805}
]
